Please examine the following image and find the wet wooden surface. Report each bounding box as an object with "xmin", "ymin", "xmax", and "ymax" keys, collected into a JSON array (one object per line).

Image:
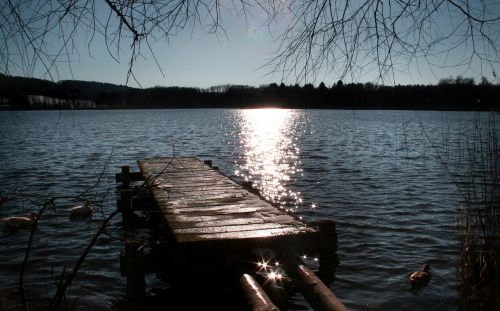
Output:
[{"xmin": 138, "ymin": 157, "xmax": 316, "ymax": 244}]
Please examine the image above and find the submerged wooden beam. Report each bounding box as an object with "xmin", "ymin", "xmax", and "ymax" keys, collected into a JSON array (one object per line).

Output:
[
  {"xmin": 289, "ymin": 264, "xmax": 347, "ymax": 311},
  {"xmin": 240, "ymin": 274, "xmax": 280, "ymax": 311}
]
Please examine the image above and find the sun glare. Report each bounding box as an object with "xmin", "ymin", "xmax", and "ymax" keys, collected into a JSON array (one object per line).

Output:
[{"xmin": 236, "ymin": 109, "xmax": 303, "ymax": 209}]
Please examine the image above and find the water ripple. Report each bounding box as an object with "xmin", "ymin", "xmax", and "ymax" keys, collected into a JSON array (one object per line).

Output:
[{"xmin": 0, "ymin": 109, "xmax": 484, "ymax": 310}]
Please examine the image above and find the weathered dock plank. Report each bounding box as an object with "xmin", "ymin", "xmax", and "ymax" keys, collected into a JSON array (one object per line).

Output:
[{"xmin": 138, "ymin": 157, "xmax": 317, "ymax": 246}]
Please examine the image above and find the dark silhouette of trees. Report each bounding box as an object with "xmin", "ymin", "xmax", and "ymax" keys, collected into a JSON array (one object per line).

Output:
[
  {"xmin": 480, "ymin": 76, "xmax": 492, "ymax": 86},
  {"xmin": 439, "ymin": 76, "xmax": 476, "ymax": 86},
  {"xmin": 1, "ymin": 1, "xmax": 499, "ymax": 84},
  {"xmin": 1, "ymin": 75, "xmax": 498, "ymax": 111}
]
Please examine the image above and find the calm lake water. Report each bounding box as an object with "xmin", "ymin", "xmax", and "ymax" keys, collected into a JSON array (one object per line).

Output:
[{"xmin": 0, "ymin": 109, "xmax": 491, "ymax": 310}]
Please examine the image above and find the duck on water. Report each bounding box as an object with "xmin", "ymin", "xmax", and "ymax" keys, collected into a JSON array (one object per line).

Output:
[
  {"xmin": 410, "ymin": 264, "xmax": 431, "ymax": 288},
  {"xmin": 69, "ymin": 201, "xmax": 93, "ymax": 217},
  {"xmin": 2, "ymin": 201, "xmax": 92, "ymax": 227},
  {"xmin": 1, "ymin": 212, "xmax": 38, "ymax": 227}
]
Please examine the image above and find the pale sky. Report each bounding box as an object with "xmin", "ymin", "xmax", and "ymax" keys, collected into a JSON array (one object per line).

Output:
[
  {"xmin": 45, "ymin": 4, "xmax": 288, "ymax": 88},
  {"xmin": 5, "ymin": 1, "xmax": 500, "ymax": 88}
]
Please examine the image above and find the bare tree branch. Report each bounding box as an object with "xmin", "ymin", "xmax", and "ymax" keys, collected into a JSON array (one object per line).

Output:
[
  {"xmin": 266, "ymin": 0, "xmax": 500, "ymax": 83},
  {"xmin": 0, "ymin": 0, "xmax": 499, "ymax": 84},
  {"xmin": 49, "ymin": 209, "xmax": 120, "ymax": 310}
]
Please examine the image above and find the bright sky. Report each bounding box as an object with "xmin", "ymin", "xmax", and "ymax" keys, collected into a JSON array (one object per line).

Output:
[
  {"xmin": 54, "ymin": 5, "xmax": 287, "ymax": 88},
  {"xmin": 5, "ymin": 1, "xmax": 500, "ymax": 88}
]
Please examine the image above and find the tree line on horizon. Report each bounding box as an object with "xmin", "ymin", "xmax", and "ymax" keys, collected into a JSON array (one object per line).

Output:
[{"xmin": 0, "ymin": 74, "xmax": 498, "ymax": 111}]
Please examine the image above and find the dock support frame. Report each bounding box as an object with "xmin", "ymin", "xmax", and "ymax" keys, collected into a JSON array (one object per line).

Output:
[
  {"xmin": 125, "ymin": 238, "xmax": 146, "ymax": 304},
  {"xmin": 318, "ymin": 220, "xmax": 338, "ymax": 283}
]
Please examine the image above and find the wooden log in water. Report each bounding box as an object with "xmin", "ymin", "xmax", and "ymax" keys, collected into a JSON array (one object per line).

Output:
[
  {"xmin": 289, "ymin": 264, "xmax": 347, "ymax": 311},
  {"xmin": 240, "ymin": 274, "xmax": 280, "ymax": 311}
]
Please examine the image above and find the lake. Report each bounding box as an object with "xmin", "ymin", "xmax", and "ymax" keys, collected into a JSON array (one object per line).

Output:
[{"xmin": 0, "ymin": 109, "xmax": 489, "ymax": 310}]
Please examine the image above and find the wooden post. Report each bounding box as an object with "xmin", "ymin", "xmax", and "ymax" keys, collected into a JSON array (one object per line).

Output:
[
  {"xmin": 242, "ymin": 181, "xmax": 260, "ymax": 195},
  {"xmin": 318, "ymin": 220, "xmax": 337, "ymax": 283},
  {"xmin": 116, "ymin": 166, "xmax": 144, "ymax": 184},
  {"xmin": 240, "ymin": 274, "xmax": 280, "ymax": 311},
  {"xmin": 125, "ymin": 238, "xmax": 145, "ymax": 304},
  {"xmin": 290, "ymin": 264, "xmax": 347, "ymax": 311},
  {"xmin": 118, "ymin": 189, "xmax": 134, "ymax": 228},
  {"xmin": 121, "ymin": 165, "xmax": 130, "ymax": 189}
]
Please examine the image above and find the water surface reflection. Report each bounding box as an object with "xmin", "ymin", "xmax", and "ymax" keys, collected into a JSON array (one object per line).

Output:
[
  {"xmin": 0, "ymin": 109, "xmax": 473, "ymax": 310},
  {"xmin": 235, "ymin": 109, "xmax": 304, "ymax": 212}
]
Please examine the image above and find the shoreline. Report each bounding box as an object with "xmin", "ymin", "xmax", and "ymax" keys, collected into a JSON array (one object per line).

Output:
[{"xmin": 1, "ymin": 106, "xmax": 498, "ymax": 112}]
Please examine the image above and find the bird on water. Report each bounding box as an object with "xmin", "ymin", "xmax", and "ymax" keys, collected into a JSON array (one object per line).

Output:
[
  {"xmin": 410, "ymin": 264, "xmax": 431, "ymax": 288},
  {"xmin": 69, "ymin": 201, "xmax": 93, "ymax": 217},
  {"xmin": 2, "ymin": 212, "xmax": 38, "ymax": 227}
]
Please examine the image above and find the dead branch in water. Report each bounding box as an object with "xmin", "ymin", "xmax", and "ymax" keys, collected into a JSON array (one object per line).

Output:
[
  {"xmin": 19, "ymin": 199, "xmax": 54, "ymax": 311},
  {"xmin": 50, "ymin": 209, "xmax": 120, "ymax": 310},
  {"xmin": 14, "ymin": 151, "xmax": 116, "ymax": 310}
]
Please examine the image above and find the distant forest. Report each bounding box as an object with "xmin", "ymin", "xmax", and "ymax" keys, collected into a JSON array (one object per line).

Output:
[{"xmin": 0, "ymin": 74, "xmax": 499, "ymax": 111}]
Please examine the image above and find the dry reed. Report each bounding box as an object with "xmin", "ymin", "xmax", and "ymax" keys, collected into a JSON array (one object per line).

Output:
[{"xmin": 454, "ymin": 114, "xmax": 499, "ymax": 310}]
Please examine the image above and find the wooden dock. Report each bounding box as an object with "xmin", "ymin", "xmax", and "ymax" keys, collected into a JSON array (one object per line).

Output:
[
  {"xmin": 137, "ymin": 157, "xmax": 318, "ymax": 248},
  {"xmin": 117, "ymin": 157, "xmax": 345, "ymax": 310}
]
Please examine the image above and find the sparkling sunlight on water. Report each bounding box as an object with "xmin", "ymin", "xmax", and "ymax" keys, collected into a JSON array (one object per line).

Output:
[{"xmin": 235, "ymin": 109, "xmax": 304, "ymax": 212}]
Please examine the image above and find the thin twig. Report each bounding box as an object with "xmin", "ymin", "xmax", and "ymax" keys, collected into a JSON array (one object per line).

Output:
[
  {"xmin": 19, "ymin": 199, "xmax": 54, "ymax": 311},
  {"xmin": 50, "ymin": 209, "xmax": 120, "ymax": 310}
]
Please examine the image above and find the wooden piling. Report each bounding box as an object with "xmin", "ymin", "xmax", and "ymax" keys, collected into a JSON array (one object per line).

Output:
[
  {"xmin": 125, "ymin": 238, "xmax": 146, "ymax": 303},
  {"xmin": 117, "ymin": 165, "xmax": 133, "ymax": 228},
  {"xmin": 116, "ymin": 165, "xmax": 144, "ymax": 184},
  {"xmin": 318, "ymin": 220, "xmax": 338, "ymax": 283},
  {"xmin": 290, "ymin": 264, "xmax": 347, "ymax": 311},
  {"xmin": 118, "ymin": 188, "xmax": 134, "ymax": 228},
  {"xmin": 121, "ymin": 165, "xmax": 130, "ymax": 188},
  {"xmin": 240, "ymin": 274, "xmax": 280, "ymax": 311}
]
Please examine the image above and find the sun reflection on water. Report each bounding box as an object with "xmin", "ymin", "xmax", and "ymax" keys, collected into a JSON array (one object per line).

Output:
[{"xmin": 235, "ymin": 108, "xmax": 303, "ymax": 210}]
